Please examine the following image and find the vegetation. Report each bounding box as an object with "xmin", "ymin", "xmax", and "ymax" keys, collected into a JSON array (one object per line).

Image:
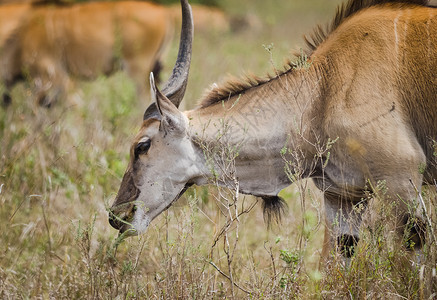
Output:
[{"xmin": 1, "ymin": 0, "xmax": 436, "ymax": 298}]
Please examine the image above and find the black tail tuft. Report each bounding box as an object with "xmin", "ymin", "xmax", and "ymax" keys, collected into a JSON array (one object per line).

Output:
[{"xmin": 261, "ymin": 195, "xmax": 288, "ymax": 228}]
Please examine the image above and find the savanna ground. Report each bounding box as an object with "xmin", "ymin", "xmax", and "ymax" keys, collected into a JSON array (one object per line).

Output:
[{"xmin": 1, "ymin": 0, "xmax": 437, "ymax": 298}]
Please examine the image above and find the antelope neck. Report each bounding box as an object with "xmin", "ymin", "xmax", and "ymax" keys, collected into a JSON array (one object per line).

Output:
[{"xmin": 185, "ymin": 66, "xmax": 322, "ymax": 196}]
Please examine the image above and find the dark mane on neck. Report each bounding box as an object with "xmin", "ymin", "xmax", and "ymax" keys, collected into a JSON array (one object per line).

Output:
[
  {"xmin": 199, "ymin": 0, "xmax": 428, "ymax": 109},
  {"xmin": 199, "ymin": 73, "xmax": 277, "ymax": 108}
]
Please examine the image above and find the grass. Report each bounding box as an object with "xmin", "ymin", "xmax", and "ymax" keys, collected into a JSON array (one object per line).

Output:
[{"xmin": 1, "ymin": 0, "xmax": 437, "ymax": 298}]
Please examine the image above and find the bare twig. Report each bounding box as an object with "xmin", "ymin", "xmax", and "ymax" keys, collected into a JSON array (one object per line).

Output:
[
  {"xmin": 208, "ymin": 261, "xmax": 251, "ymax": 295},
  {"xmin": 264, "ymin": 241, "xmax": 278, "ymax": 287},
  {"xmin": 409, "ymin": 179, "xmax": 436, "ymax": 243}
]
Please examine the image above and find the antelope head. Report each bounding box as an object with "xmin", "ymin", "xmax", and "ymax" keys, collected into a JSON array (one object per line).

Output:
[{"xmin": 108, "ymin": 0, "xmax": 200, "ymax": 236}]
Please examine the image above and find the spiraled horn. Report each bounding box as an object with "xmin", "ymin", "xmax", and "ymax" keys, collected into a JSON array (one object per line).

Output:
[{"xmin": 160, "ymin": 0, "xmax": 193, "ymax": 108}]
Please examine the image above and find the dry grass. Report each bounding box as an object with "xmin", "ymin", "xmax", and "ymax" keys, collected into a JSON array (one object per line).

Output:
[{"xmin": 1, "ymin": 0, "xmax": 436, "ymax": 298}]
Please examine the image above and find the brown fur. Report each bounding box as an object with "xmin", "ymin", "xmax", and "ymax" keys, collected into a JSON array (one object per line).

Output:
[
  {"xmin": 200, "ymin": 0, "xmax": 430, "ymax": 108},
  {"xmin": 0, "ymin": 3, "xmax": 31, "ymax": 48},
  {"xmin": 169, "ymin": 3, "xmax": 230, "ymax": 33},
  {"xmin": 0, "ymin": 1, "xmax": 174, "ymax": 106},
  {"xmin": 304, "ymin": 0, "xmax": 428, "ymax": 52}
]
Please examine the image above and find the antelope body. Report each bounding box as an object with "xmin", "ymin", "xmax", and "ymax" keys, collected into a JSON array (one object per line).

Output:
[
  {"xmin": 0, "ymin": 1, "xmax": 173, "ymax": 106},
  {"xmin": 109, "ymin": 0, "xmax": 437, "ymax": 261},
  {"xmin": 0, "ymin": 3, "xmax": 30, "ymax": 48}
]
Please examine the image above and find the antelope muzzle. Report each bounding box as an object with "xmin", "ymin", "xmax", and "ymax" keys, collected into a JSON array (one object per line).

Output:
[
  {"xmin": 109, "ymin": 169, "xmax": 140, "ymax": 232},
  {"xmin": 108, "ymin": 202, "xmax": 137, "ymax": 231}
]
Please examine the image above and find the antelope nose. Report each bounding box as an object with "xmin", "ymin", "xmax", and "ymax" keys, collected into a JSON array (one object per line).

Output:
[
  {"xmin": 108, "ymin": 210, "xmax": 122, "ymax": 230},
  {"xmin": 108, "ymin": 202, "xmax": 136, "ymax": 230}
]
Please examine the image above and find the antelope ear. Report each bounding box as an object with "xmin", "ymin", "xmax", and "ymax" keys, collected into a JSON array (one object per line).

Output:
[{"xmin": 150, "ymin": 73, "xmax": 186, "ymax": 134}]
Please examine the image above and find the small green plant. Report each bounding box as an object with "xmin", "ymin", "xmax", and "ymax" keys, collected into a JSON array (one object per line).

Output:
[
  {"xmin": 279, "ymin": 248, "xmax": 300, "ymax": 265},
  {"xmin": 418, "ymin": 162, "xmax": 427, "ymax": 175},
  {"xmin": 291, "ymin": 49, "xmax": 312, "ymax": 70}
]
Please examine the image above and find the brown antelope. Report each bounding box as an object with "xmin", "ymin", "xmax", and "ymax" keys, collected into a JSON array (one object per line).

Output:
[
  {"xmin": 109, "ymin": 0, "xmax": 436, "ymax": 262},
  {"xmin": 169, "ymin": 3, "xmax": 231, "ymax": 33},
  {"xmin": 0, "ymin": 1, "xmax": 174, "ymax": 106},
  {"xmin": 0, "ymin": 3, "xmax": 30, "ymax": 48}
]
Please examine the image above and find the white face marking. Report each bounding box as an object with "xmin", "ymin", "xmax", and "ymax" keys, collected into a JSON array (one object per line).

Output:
[
  {"xmin": 131, "ymin": 204, "xmax": 151, "ymax": 235},
  {"xmin": 138, "ymin": 136, "xmax": 150, "ymax": 144}
]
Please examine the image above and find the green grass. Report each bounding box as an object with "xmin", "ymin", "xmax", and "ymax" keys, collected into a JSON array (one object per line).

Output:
[{"xmin": 1, "ymin": 0, "xmax": 436, "ymax": 298}]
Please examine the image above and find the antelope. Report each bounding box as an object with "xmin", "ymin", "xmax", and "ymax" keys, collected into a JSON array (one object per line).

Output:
[
  {"xmin": 0, "ymin": 3, "xmax": 31, "ymax": 48},
  {"xmin": 0, "ymin": 1, "xmax": 174, "ymax": 106},
  {"xmin": 169, "ymin": 3, "xmax": 230, "ymax": 33},
  {"xmin": 109, "ymin": 0, "xmax": 436, "ymax": 262}
]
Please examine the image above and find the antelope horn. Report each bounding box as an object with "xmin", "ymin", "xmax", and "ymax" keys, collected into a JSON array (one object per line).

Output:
[{"xmin": 160, "ymin": 0, "xmax": 193, "ymax": 108}]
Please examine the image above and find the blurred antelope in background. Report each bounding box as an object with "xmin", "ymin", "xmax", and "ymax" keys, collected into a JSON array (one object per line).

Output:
[
  {"xmin": 109, "ymin": 0, "xmax": 436, "ymax": 264},
  {"xmin": 0, "ymin": 2, "xmax": 30, "ymax": 47},
  {"xmin": 0, "ymin": 1, "xmax": 174, "ymax": 106}
]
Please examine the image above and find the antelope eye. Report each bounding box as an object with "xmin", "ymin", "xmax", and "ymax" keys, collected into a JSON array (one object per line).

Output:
[{"xmin": 135, "ymin": 139, "xmax": 151, "ymax": 158}]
